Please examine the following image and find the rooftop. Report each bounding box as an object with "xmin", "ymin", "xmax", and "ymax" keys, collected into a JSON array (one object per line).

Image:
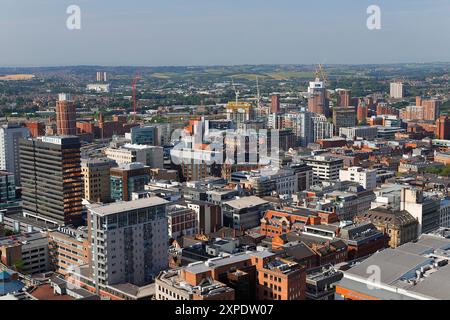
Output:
[
  {"xmin": 337, "ymin": 234, "xmax": 450, "ymax": 300},
  {"xmin": 224, "ymin": 196, "xmax": 268, "ymax": 210},
  {"xmin": 88, "ymin": 197, "xmax": 169, "ymax": 216}
]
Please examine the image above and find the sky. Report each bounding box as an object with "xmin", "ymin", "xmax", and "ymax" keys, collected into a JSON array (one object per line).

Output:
[{"xmin": 1, "ymin": 0, "xmax": 450, "ymax": 67}]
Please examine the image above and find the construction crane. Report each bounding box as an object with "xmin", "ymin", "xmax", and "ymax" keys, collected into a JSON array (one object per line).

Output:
[
  {"xmin": 132, "ymin": 74, "xmax": 140, "ymax": 123},
  {"xmin": 315, "ymin": 64, "xmax": 328, "ymax": 85},
  {"xmin": 256, "ymin": 76, "xmax": 261, "ymax": 109}
]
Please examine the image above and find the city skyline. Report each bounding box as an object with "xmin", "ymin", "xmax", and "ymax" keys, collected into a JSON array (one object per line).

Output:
[{"xmin": 2, "ymin": 0, "xmax": 450, "ymax": 67}]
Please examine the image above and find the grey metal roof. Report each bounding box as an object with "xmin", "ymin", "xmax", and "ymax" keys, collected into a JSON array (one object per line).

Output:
[{"xmin": 408, "ymin": 264, "xmax": 450, "ymax": 300}]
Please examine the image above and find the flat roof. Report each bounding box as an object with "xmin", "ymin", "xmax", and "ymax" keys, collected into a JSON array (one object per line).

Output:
[
  {"xmin": 88, "ymin": 197, "xmax": 169, "ymax": 216},
  {"xmin": 224, "ymin": 196, "xmax": 268, "ymax": 209},
  {"xmin": 345, "ymin": 249, "xmax": 432, "ymax": 285},
  {"xmin": 408, "ymin": 264, "xmax": 450, "ymax": 299},
  {"xmin": 184, "ymin": 251, "xmax": 275, "ymax": 275}
]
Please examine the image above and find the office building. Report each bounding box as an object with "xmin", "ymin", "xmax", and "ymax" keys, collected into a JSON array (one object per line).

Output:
[
  {"xmin": 186, "ymin": 200, "xmax": 222, "ymax": 235},
  {"xmin": 222, "ymin": 196, "xmax": 271, "ymax": 230},
  {"xmin": 339, "ymin": 167, "xmax": 377, "ymax": 191},
  {"xmin": 88, "ymin": 197, "xmax": 169, "ymax": 286},
  {"xmin": 0, "ymin": 232, "xmax": 50, "ymax": 275},
  {"xmin": 333, "ymin": 107, "xmax": 356, "ymax": 135},
  {"xmin": 305, "ymin": 156, "xmax": 344, "ymax": 184},
  {"xmin": 110, "ymin": 163, "xmax": 151, "ymax": 202},
  {"xmin": 339, "ymin": 126, "xmax": 378, "ymax": 140},
  {"xmin": 105, "ymin": 144, "xmax": 164, "ymax": 169},
  {"xmin": 400, "ymin": 189, "xmax": 440, "ymax": 235},
  {"xmin": 20, "ymin": 136, "xmax": 83, "ymax": 226},
  {"xmin": 56, "ymin": 93, "xmax": 77, "ymax": 136},
  {"xmin": 0, "ymin": 171, "xmax": 18, "ymax": 210},
  {"xmin": 128, "ymin": 126, "xmax": 160, "ymax": 146},
  {"xmin": 440, "ymin": 200, "xmax": 450, "ymax": 228},
  {"xmin": 0, "ymin": 123, "xmax": 30, "ymax": 185},
  {"xmin": 81, "ymin": 158, "xmax": 116, "ymax": 203}
]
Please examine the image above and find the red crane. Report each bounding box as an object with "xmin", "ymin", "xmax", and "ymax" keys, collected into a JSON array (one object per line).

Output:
[{"xmin": 132, "ymin": 74, "xmax": 140, "ymax": 123}]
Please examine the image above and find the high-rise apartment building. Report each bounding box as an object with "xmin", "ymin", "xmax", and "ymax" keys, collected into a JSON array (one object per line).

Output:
[
  {"xmin": 308, "ymin": 79, "xmax": 329, "ymax": 117},
  {"xmin": 88, "ymin": 197, "xmax": 169, "ymax": 287},
  {"xmin": 19, "ymin": 136, "xmax": 83, "ymax": 226},
  {"xmin": 336, "ymin": 89, "xmax": 351, "ymax": 107},
  {"xmin": 436, "ymin": 116, "xmax": 450, "ymax": 140},
  {"xmin": 96, "ymin": 71, "xmax": 107, "ymax": 82},
  {"xmin": 271, "ymin": 95, "xmax": 281, "ymax": 114},
  {"xmin": 390, "ymin": 82, "xmax": 404, "ymax": 99},
  {"xmin": 312, "ymin": 114, "xmax": 334, "ymax": 142},
  {"xmin": 0, "ymin": 123, "xmax": 30, "ymax": 185},
  {"xmin": 226, "ymin": 102, "xmax": 254, "ymax": 124},
  {"xmin": 56, "ymin": 93, "xmax": 77, "ymax": 136},
  {"xmin": 422, "ymin": 99, "xmax": 440, "ymax": 121},
  {"xmin": 81, "ymin": 158, "xmax": 116, "ymax": 203},
  {"xmin": 283, "ymin": 111, "xmax": 313, "ymax": 147},
  {"xmin": 357, "ymin": 104, "xmax": 368, "ymax": 124},
  {"xmin": 376, "ymin": 103, "xmax": 398, "ymax": 116}
]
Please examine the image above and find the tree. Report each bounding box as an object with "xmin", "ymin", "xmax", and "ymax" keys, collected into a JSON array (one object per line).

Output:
[{"xmin": 12, "ymin": 259, "xmax": 24, "ymax": 273}]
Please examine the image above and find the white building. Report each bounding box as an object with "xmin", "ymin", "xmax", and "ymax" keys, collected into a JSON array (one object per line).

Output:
[
  {"xmin": 400, "ymin": 189, "xmax": 440, "ymax": 235},
  {"xmin": 305, "ymin": 155, "xmax": 344, "ymax": 184},
  {"xmin": 390, "ymin": 82, "xmax": 404, "ymax": 99},
  {"xmin": 312, "ymin": 114, "xmax": 334, "ymax": 142},
  {"xmin": 88, "ymin": 197, "xmax": 169, "ymax": 287},
  {"xmin": 0, "ymin": 123, "xmax": 30, "ymax": 184},
  {"xmin": 87, "ymin": 83, "xmax": 111, "ymax": 93},
  {"xmin": 339, "ymin": 167, "xmax": 377, "ymax": 191},
  {"xmin": 105, "ymin": 144, "xmax": 164, "ymax": 169}
]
